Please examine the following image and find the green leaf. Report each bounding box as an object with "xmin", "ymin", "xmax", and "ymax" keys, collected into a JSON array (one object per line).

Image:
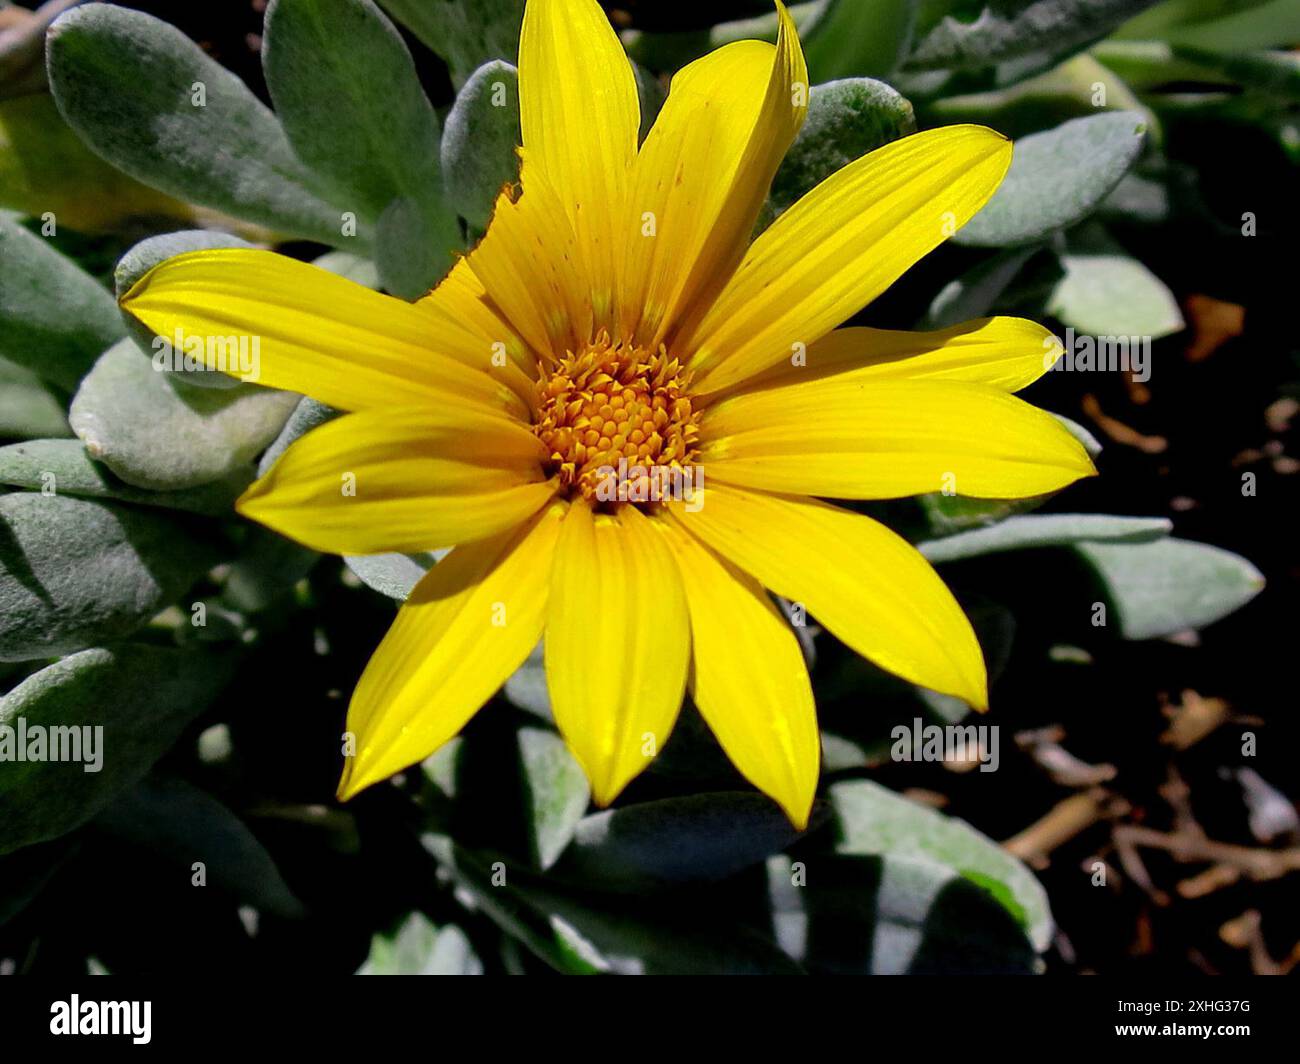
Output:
[
  {"xmin": 1164, "ymin": 0, "xmax": 1300, "ymax": 49},
  {"xmin": 0, "ymin": 214, "xmax": 124, "ymax": 390},
  {"xmin": 420, "ymin": 834, "xmax": 604, "ymax": 974},
  {"xmin": 767, "ymin": 852, "xmax": 1037, "ymax": 973},
  {"xmin": 905, "ymin": 0, "xmax": 1165, "ymax": 72},
  {"xmin": 1116, "ymin": 0, "xmax": 1275, "ymax": 39},
  {"xmin": 69, "ymin": 338, "xmax": 299, "ymax": 491},
  {"xmin": 378, "ymin": 0, "xmax": 525, "ymax": 88},
  {"xmin": 46, "ymin": 5, "xmax": 345, "ymax": 244},
  {"xmin": 115, "ymin": 230, "xmax": 254, "ymax": 390},
  {"xmin": 264, "ymin": 0, "xmax": 442, "ymax": 216},
  {"xmin": 0, "ymin": 359, "xmax": 71, "ymax": 440},
  {"xmin": 441, "ymin": 60, "xmax": 520, "ymax": 231},
  {"xmin": 553, "ymin": 793, "xmax": 806, "ymax": 892},
  {"xmin": 1075, "ymin": 536, "xmax": 1265, "ymax": 639},
  {"xmin": 762, "ymin": 78, "xmax": 915, "ymax": 229},
  {"xmin": 221, "ymin": 527, "xmax": 318, "ymax": 614},
  {"xmin": 829, "ymin": 779, "xmax": 1052, "ymax": 951},
  {"xmin": 374, "ymin": 195, "xmax": 458, "ymax": 299},
  {"xmin": 923, "ymin": 52, "xmax": 1156, "ymax": 142},
  {"xmin": 0, "ymin": 439, "xmax": 250, "ymax": 516},
  {"xmin": 0, "ymin": 493, "xmax": 221, "ymax": 661},
  {"xmin": 1172, "ymin": 44, "xmax": 1300, "ymax": 102},
  {"xmin": 257, "ymin": 395, "xmax": 339, "ymax": 477},
  {"xmin": 342, "ymin": 551, "xmax": 438, "ymax": 600},
  {"xmin": 0, "ymin": 645, "xmax": 236, "ymax": 854},
  {"xmin": 262, "ymin": 0, "xmax": 459, "ymax": 298},
  {"xmin": 922, "ymin": 245, "xmax": 1042, "ymax": 328},
  {"xmin": 955, "ymin": 112, "xmax": 1147, "ymax": 247},
  {"xmin": 920, "ymin": 513, "xmax": 1172, "ymax": 564},
  {"xmin": 518, "ymin": 726, "xmax": 589, "ymax": 870},
  {"xmin": 358, "ymin": 912, "xmax": 482, "ymax": 974},
  {"xmin": 503, "ymin": 641, "xmax": 550, "ymax": 719},
  {"xmin": 1048, "ymin": 225, "xmax": 1184, "ymax": 337},
  {"xmin": 803, "ymin": 0, "xmax": 918, "ymax": 80},
  {"xmin": 517, "ymin": 878, "xmax": 807, "ymax": 974},
  {"xmin": 95, "ymin": 775, "xmax": 304, "ymax": 918}
]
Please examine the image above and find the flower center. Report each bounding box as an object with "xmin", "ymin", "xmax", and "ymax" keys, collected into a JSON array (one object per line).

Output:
[{"xmin": 533, "ymin": 332, "xmax": 701, "ymax": 503}]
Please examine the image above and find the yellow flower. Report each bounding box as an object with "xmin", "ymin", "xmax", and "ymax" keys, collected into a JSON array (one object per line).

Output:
[{"xmin": 120, "ymin": 0, "xmax": 1095, "ymax": 828}]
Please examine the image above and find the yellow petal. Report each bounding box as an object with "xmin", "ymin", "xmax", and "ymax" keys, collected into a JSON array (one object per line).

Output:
[
  {"xmin": 728, "ymin": 317, "xmax": 1064, "ymax": 396},
  {"xmin": 239, "ymin": 405, "xmax": 557, "ymax": 554},
  {"xmin": 654, "ymin": 516, "xmax": 819, "ymax": 828},
  {"xmin": 121, "ymin": 248, "xmax": 527, "ymax": 419},
  {"xmin": 518, "ymin": 0, "xmax": 639, "ymax": 327},
  {"xmin": 545, "ymin": 501, "xmax": 689, "ymax": 805},
  {"xmin": 684, "ymin": 125, "xmax": 1013, "ymax": 395},
  {"xmin": 465, "ymin": 153, "xmax": 594, "ymax": 358},
  {"xmin": 620, "ymin": 3, "xmax": 806, "ymax": 346},
  {"xmin": 416, "ymin": 256, "xmax": 539, "ymax": 403},
  {"xmin": 701, "ymin": 378, "xmax": 1096, "ymax": 499},
  {"xmin": 671, "ymin": 484, "xmax": 987, "ymax": 708},
  {"xmin": 338, "ymin": 502, "xmax": 566, "ymax": 799}
]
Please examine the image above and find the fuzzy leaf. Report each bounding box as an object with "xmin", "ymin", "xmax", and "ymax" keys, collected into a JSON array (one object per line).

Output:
[
  {"xmin": 378, "ymin": 0, "xmax": 524, "ymax": 88},
  {"xmin": 441, "ymin": 60, "xmax": 520, "ymax": 231},
  {"xmin": 0, "ymin": 439, "xmax": 250, "ymax": 516},
  {"xmin": 342, "ymin": 551, "xmax": 438, "ymax": 600},
  {"xmin": 554, "ymin": 793, "xmax": 806, "ymax": 892},
  {"xmin": 1076, "ymin": 536, "xmax": 1265, "ymax": 639},
  {"xmin": 69, "ymin": 338, "xmax": 299, "ymax": 491},
  {"xmin": 955, "ymin": 112, "xmax": 1147, "ymax": 247},
  {"xmin": 0, "ymin": 492, "xmax": 220, "ymax": 661},
  {"xmin": 257, "ymin": 395, "xmax": 340, "ymax": 477},
  {"xmin": 920, "ymin": 513, "xmax": 1172, "ymax": 564},
  {"xmin": 0, "ymin": 645, "xmax": 235, "ymax": 854},
  {"xmin": 518, "ymin": 726, "xmax": 589, "ymax": 870},
  {"xmin": 0, "ymin": 359, "xmax": 71, "ymax": 440},
  {"xmin": 374, "ymin": 195, "xmax": 458, "ymax": 299},
  {"xmin": 96, "ymin": 775, "xmax": 304, "ymax": 918},
  {"xmin": 357, "ymin": 912, "xmax": 482, "ymax": 974},
  {"xmin": 264, "ymin": 0, "xmax": 445, "ymax": 218},
  {"xmin": 803, "ymin": 0, "xmax": 918, "ymax": 80},
  {"xmin": 767, "ymin": 852, "xmax": 1037, "ymax": 973},
  {"xmin": 762, "ymin": 77, "xmax": 915, "ymax": 228},
  {"xmin": 905, "ymin": 0, "xmax": 1164, "ymax": 72},
  {"xmin": 46, "ymin": 5, "xmax": 344, "ymax": 244},
  {"xmin": 0, "ymin": 214, "xmax": 123, "ymax": 389},
  {"xmin": 1048, "ymin": 226, "xmax": 1184, "ymax": 337},
  {"xmin": 829, "ymin": 779, "xmax": 1052, "ymax": 951}
]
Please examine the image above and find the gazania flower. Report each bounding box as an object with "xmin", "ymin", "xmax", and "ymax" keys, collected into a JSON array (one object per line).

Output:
[{"xmin": 120, "ymin": 0, "xmax": 1094, "ymax": 827}]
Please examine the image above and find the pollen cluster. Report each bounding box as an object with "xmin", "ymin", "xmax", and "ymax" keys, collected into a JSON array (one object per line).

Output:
[{"xmin": 533, "ymin": 332, "xmax": 701, "ymax": 502}]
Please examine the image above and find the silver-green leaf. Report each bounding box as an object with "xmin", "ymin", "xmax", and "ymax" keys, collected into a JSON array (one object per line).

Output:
[
  {"xmin": 46, "ymin": 5, "xmax": 344, "ymax": 244},
  {"xmin": 1076, "ymin": 536, "xmax": 1265, "ymax": 639},
  {"xmin": 70, "ymin": 338, "xmax": 299, "ymax": 491},
  {"xmin": 0, "ymin": 492, "xmax": 221, "ymax": 661},
  {"xmin": 955, "ymin": 112, "xmax": 1147, "ymax": 247},
  {"xmin": 0, "ymin": 214, "xmax": 123, "ymax": 390},
  {"xmin": 0, "ymin": 645, "xmax": 236, "ymax": 854}
]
